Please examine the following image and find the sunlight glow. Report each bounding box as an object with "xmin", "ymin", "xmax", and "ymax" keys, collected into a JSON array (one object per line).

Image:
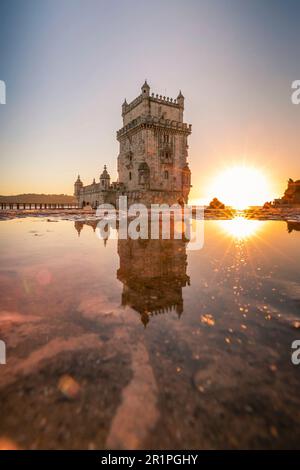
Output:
[
  {"xmin": 221, "ymin": 216, "xmax": 262, "ymax": 240},
  {"xmin": 210, "ymin": 165, "xmax": 271, "ymax": 209}
]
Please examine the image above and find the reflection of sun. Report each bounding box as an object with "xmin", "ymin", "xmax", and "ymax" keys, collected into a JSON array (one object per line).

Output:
[
  {"xmin": 210, "ymin": 165, "xmax": 271, "ymax": 209},
  {"xmin": 221, "ymin": 216, "xmax": 262, "ymax": 240}
]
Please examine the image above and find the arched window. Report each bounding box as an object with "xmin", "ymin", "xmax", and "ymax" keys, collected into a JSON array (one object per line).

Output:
[{"xmin": 164, "ymin": 170, "xmax": 169, "ymax": 180}]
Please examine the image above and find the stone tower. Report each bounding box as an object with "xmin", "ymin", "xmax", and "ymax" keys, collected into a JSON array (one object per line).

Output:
[
  {"xmin": 74, "ymin": 81, "xmax": 192, "ymax": 209},
  {"xmin": 117, "ymin": 81, "xmax": 192, "ymax": 205}
]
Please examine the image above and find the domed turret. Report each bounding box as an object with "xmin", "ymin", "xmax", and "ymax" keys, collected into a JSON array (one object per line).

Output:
[
  {"xmin": 74, "ymin": 175, "xmax": 83, "ymax": 198},
  {"xmin": 100, "ymin": 165, "xmax": 110, "ymax": 190}
]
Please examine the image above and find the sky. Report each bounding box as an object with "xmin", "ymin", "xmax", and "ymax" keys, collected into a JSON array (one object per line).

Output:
[{"xmin": 0, "ymin": 0, "xmax": 299, "ymax": 203}]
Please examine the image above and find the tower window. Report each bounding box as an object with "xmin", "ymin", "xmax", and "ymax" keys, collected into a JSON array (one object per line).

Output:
[
  {"xmin": 164, "ymin": 170, "xmax": 169, "ymax": 180},
  {"xmin": 129, "ymin": 171, "xmax": 132, "ymax": 181}
]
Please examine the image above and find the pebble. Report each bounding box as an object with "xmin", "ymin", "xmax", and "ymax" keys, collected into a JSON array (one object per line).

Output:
[{"xmin": 58, "ymin": 375, "xmax": 81, "ymax": 400}]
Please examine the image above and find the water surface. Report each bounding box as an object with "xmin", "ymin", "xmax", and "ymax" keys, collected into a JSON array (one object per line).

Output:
[{"xmin": 0, "ymin": 217, "xmax": 299, "ymax": 449}]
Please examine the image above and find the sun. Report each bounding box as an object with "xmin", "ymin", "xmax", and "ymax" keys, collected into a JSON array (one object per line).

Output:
[
  {"xmin": 209, "ymin": 165, "xmax": 271, "ymax": 209},
  {"xmin": 221, "ymin": 216, "xmax": 262, "ymax": 240}
]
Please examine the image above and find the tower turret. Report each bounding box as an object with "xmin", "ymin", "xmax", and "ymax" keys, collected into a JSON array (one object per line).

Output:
[
  {"xmin": 177, "ymin": 90, "xmax": 184, "ymax": 107},
  {"xmin": 100, "ymin": 165, "xmax": 110, "ymax": 190},
  {"xmin": 177, "ymin": 90, "xmax": 184, "ymax": 120},
  {"xmin": 122, "ymin": 98, "xmax": 128, "ymax": 116},
  {"xmin": 141, "ymin": 80, "xmax": 150, "ymax": 97},
  {"xmin": 74, "ymin": 175, "xmax": 83, "ymax": 198}
]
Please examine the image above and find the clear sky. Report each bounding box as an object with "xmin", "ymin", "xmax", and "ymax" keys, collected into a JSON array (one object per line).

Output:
[{"xmin": 0, "ymin": 0, "xmax": 299, "ymax": 203}]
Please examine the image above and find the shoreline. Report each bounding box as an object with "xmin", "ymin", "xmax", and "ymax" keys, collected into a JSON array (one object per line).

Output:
[{"xmin": 0, "ymin": 207, "xmax": 300, "ymax": 222}]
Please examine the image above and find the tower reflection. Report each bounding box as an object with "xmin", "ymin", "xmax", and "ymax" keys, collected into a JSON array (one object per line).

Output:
[
  {"xmin": 74, "ymin": 220, "xmax": 98, "ymax": 236},
  {"xmin": 74, "ymin": 218, "xmax": 190, "ymax": 326},
  {"xmin": 117, "ymin": 236, "xmax": 190, "ymax": 326}
]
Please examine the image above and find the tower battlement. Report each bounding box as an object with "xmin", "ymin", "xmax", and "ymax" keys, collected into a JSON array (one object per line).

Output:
[
  {"xmin": 123, "ymin": 88, "xmax": 183, "ymax": 115},
  {"xmin": 121, "ymin": 81, "xmax": 186, "ymax": 126},
  {"xmin": 117, "ymin": 115, "xmax": 192, "ymax": 139}
]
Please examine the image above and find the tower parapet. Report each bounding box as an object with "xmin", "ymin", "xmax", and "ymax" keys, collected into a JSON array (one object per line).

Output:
[{"xmin": 117, "ymin": 115, "xmax": 192, "ymax": 139}]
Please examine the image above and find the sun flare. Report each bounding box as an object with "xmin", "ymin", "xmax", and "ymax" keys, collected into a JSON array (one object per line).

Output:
[
  {"xmin": 209, "ymin": 165, "xmax": 271, "ymax": 209},
  {"xmin": 221, "ymin": 216, "xmax": 262, "ymax": 240}
]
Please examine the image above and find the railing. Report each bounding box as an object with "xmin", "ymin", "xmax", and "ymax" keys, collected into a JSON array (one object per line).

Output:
[{"xmin": 0, "ymin": 203, "xmax": 79, "ymax": 210}]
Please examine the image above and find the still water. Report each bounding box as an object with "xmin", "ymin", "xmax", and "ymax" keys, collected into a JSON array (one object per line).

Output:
[{"xmin": 0, "ymin": 217, "xmax": 299, "ymax": 449}]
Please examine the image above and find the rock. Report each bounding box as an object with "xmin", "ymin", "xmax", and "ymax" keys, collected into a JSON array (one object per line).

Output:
[{"xmin": 58, "ymin": 375, "xmax": 81, "ymax": 400}]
